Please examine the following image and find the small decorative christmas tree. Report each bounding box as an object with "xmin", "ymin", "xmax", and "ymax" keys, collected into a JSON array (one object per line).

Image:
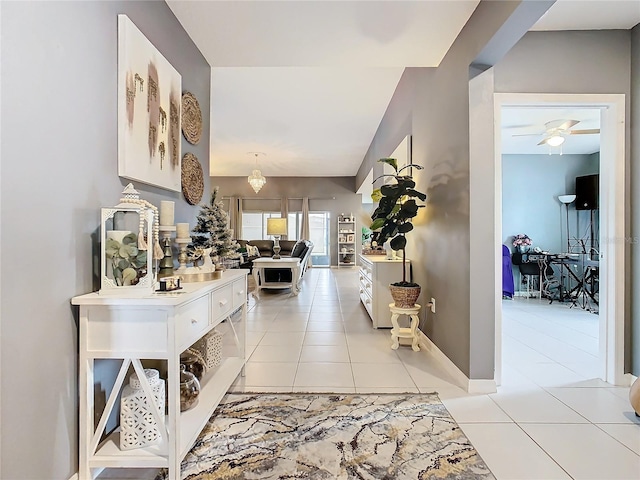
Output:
[{"xmin": 189, "ymin": 187, "xmax": 240, "ymax": 263}]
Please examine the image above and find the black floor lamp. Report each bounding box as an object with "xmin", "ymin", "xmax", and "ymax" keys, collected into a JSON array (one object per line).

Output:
[{"xmin": 558, "ymin": 194, "xmax": 576, "ymax": 253}]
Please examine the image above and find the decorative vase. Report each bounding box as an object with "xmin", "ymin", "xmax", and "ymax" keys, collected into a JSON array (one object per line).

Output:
[
  {"xmin": 180, "ymin": 351, "xmax": 204, "ymax": 381},
  {"xmin": 180, "ymin": 364, "xmax": 200, "ymax": 412},
  {"xmin": 630, "ymin": 377, "xmax": 640, "ymax": 417},
  {"xmin": 389, "ymin": 284, "xmax": 421, "ymax": 309},
  {"xmin": 180, "ymin": 349, "xmax": 205, "ymax": 381},
  {"xmin": 119, "ymin": 368, "xmax": 165, "ymax": 450}
]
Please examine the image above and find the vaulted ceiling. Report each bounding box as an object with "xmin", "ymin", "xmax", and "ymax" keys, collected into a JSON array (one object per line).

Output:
[{"xmin": 166, "ymin": 1, "xmax": 640, "ymax": 177}]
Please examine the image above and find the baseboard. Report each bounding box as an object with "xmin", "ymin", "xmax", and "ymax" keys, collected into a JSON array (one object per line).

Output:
[
  {"xmin": 69, "ymin": 468, "xmax": 103, "ymax": 480},
  {"xmin": 417, "ymin": 331, "xmax": 497, "ymax": 394},
  {"xmin": 513, "ymin": 291, "xmax": 540, "ymax": 298}
]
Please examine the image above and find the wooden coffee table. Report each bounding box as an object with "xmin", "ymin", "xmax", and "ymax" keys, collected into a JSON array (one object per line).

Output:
[{"xmin": 252, "ymin": 257, "xmax": 302, "ymax": 298}]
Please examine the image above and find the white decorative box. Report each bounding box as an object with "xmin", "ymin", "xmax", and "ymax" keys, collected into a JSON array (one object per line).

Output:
[
  {"xmin": 193, "ymin": 329, "xmax": 222, "ymax": 369},
  {"xmin": 120, "ymin": 369, "xmax": 165, "ymax": 450}
]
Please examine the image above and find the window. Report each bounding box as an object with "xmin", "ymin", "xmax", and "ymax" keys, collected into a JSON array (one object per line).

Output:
[
  {"xmin": 241, "ymin": 212, "xmax": 284, "ymax": 240},
  {"xmin": 308, "ymin": 212, "xmax": 329, "ymax": 256},
  {"xmin": 288, "ymin": 213, "xmax": 299, "ymax": 240},
  {"xmin": 241, "ymin": 212, "xmax": 264, "ymax": 240}
]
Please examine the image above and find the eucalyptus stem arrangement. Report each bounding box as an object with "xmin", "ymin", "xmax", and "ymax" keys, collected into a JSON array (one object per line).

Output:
[{"xmin": 105, "ymin": 233, "xmax": 148, "ymax": 286}]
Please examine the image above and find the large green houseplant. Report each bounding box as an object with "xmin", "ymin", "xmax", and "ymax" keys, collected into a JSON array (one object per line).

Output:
[{"xmin": 370, "ymin": 157, "xmax": 426, "ymax": 307}]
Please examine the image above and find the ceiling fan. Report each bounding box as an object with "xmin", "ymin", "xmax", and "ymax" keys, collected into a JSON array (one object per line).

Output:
[{"xmin": 512, "ymin": 119, "xmax": 600, "ymax": 146}]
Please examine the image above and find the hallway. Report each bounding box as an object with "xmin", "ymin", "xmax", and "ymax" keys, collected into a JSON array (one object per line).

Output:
[
  {"xmin": 235, "ymin": 267, "xmax": 640, "ymax": 479},
  {"xmin": 98, "ymin": 268, "xmax": 639, "ymax": 479}
]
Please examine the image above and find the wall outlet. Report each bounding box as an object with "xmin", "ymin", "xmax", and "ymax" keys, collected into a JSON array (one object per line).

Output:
[{"xmin": 429, "ymin": 297, "xmax": 436, "ymax": 313}]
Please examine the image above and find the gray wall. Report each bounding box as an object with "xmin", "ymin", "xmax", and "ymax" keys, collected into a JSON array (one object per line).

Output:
[
  {"xmin": 495, "ymin": 30, "xmax": 633, "ymax": 371},
  {"xmin": 0, "ymin": 2, "xmax": 211, "ymax": 479},
  {"xmin": 356, "ymin": 22, "xmax": 633, "ymax": 379},
  {"xmin": 355, "ymin": 0, "xmax": 532, "ymax": 379},
  {"xmin": 502, "ymin": 153, "xmax": 599, "ymax": 292},
  {"xmin": 632, "ymin": 23, "xmax": 640, "ymax": 375},
  {"xmin": 215, "ymin": 177, "xmax": 363, "ymax": 265}
]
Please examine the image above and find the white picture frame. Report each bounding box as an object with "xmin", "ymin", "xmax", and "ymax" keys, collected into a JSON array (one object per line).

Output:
[{"xmin": 118, "ymin": 15, "xmax": 182, "ymax": 192}]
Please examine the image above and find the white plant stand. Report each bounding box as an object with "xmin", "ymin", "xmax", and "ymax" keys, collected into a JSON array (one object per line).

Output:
[
  {"xmin": 389, "ymin": 303, "xmax": 421, "ymax": 352},
  {"xmin": 71, "ymin": 270, "xmax": 248, "ymax": 480}
]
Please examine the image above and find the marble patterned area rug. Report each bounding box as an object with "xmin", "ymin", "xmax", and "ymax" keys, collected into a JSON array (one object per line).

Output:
[{"xmin": 161, "ymin": 393, "xmax": 494, "ymax": 480}]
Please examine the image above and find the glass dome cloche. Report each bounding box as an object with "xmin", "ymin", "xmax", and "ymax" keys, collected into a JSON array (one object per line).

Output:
[{"xmin": 100, "ymin": 183, "xmax": 164, "ymax": 296}]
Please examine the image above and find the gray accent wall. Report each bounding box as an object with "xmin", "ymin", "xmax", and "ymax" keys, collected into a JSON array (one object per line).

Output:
[
  {"xmin": 215, "ymin": 177, "xmax": 363, "ymax": 265},
  {"xmin": 355, "ymin": 0, "xmax": 540, "ymax": 380},
  {"xmin": 494, "ymin": 30, "xmax": 633, "ymax": 371},
  {"xmin": 1, "ymin": 2, "xmax": 210, "ymax": 479},
  {"xmin": 356, "ymin": 17, "xmax": 633, "ymax": 380}
]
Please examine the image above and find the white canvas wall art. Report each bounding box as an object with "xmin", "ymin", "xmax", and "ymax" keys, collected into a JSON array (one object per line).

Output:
[{"xmin": 118, "ymin": 14, "xmax": 182, "ymax": 192}]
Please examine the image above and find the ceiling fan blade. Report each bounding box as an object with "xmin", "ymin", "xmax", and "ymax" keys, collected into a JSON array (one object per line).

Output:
[
  {"xmin": 556, "ymin": 119, "xmax": 580, "ymax": 131},
  {"xmin": 512, "ymin": 132, "xmax": 544, "ymax": 137},
  {"xmin": 568, "ymin": 129, "xmax": 600, "ymax": 135},
  {"xmin": 537, "ymin": 138, "xmax": 549, "ymax": 146},
  {"xmin": 503, "ymin": 124, "xmax": 537, "ymax": 130}
]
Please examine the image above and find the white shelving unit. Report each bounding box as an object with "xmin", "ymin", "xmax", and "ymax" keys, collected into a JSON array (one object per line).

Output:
[
  {"xmin": 337, "ymin": 216, "xmax": 357, "ymax": 267},
  {"xmin": 71, "ymin": 270, "xmax": 248, "ymax": 480}
]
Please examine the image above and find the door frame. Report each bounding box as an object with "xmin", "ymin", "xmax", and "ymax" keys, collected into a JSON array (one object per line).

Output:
[{"xmin": 494, "ymin": 93, "xmax": 626, "ymax": 386}]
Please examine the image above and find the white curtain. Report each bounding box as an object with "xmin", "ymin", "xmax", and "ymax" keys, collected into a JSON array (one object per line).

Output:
[
  {"xmin": 281, "ymin": 198, "xmax": 289, "ymax": 239},
  {"xmin": 228, "ymin": 197, "xmax": 242, "ymax": 239},
  {"xmin": 300, "ymin": 197, "xmax": 312, "ymax": 267}
]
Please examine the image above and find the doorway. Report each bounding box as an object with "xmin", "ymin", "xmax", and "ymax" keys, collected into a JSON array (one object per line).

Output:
[{"xmin": 494, "ymin": 93, "xmax": 626, "ymax": 387}]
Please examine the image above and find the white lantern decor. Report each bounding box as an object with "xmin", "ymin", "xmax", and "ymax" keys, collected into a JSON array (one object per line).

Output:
[
  {"xmin": 120, "ymin": 368, "xmax": 166, "ymax": 450},
  {"xmin": 100, "ymin": 183, "xmax": 164, "ymax": 295}
]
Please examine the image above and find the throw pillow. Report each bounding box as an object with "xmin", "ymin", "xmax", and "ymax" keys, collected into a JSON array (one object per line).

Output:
[
  {"xmin": 246, "ymin": 245, "xmax": 259, "ymax": 257},
  {"xmin": 291, "ymin": 241, "xmax": 306, "ymax": 258}
]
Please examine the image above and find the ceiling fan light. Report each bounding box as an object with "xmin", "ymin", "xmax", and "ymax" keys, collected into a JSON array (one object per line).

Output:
[{"xmin": 546, "ymin": 135, "xmax": 565, "ymax": 147}]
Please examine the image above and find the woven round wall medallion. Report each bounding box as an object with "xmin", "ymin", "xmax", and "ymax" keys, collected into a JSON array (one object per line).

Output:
[
  {"xmin": 181, "ymin": 92, "xmax": 202, "ymax": 145},
  {"xmin": 181, "ymin": 152, "xmax": 204, "ymax": 205}
]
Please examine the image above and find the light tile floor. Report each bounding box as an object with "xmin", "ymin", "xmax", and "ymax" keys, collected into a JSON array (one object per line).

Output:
[{"xmin": 98, "ymin": 268, "xmax": 640, "ymax": 479}]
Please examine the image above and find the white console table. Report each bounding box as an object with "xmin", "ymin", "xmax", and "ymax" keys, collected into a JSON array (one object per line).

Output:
[
  {"xmin": 71, "ymin": 270, "xmax": 248, "ymax": 480},
  {"xmin": 359, "ymin": 255, "xmax": 410, "ymax": 328}
]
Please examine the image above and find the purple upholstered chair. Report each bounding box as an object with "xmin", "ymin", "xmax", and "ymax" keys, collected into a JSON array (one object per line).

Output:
[{"xmin": 502, "ymin": 245, "xmax": 515, "ymax": 299}]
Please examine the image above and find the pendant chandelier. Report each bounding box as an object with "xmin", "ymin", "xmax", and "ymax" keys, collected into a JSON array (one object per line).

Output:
[{"xmin": 247, "ymin": 152, "xmax": 266, "ymax": 194}]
